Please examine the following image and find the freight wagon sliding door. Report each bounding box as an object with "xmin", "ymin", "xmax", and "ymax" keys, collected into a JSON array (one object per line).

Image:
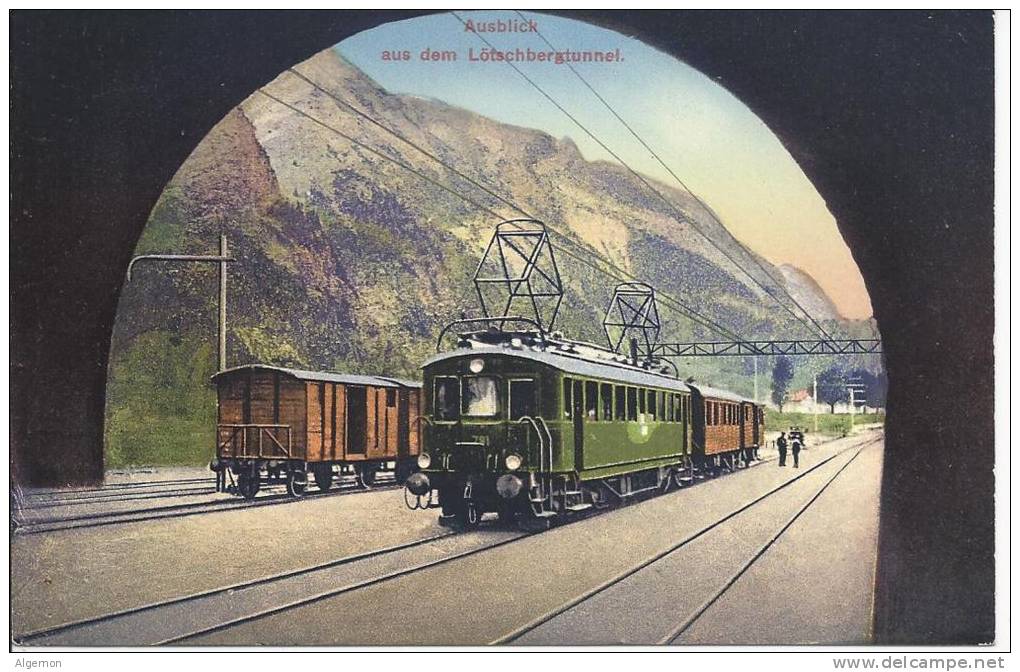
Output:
[
  {"xmin": 306, "ymin": 383, "xmax": 323, "ymax": 462},
  {"xmin": 346, "ymin": 387, "xmax": 367, "ymax": 458},
  {"xmin": 304, "ymin": 382, "xmax": 344, "ymax": 462}
]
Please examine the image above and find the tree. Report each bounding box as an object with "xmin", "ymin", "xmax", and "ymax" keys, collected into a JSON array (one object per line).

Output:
[
  {"xmin": 817, "ymin": 366, "xmax": 848, "ymax": 413},
  {"xmin": 771, "ymin": 356, "xmax": 794, "ymax": 412},
  {"xmin": 854, "ymin": 369, "xmax": 888, "ymax": 412}
]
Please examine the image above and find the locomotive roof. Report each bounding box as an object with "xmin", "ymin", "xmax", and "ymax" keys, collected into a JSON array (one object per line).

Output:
[
  {"xmin": 423, "ymin": 344, "xmax": 757, "ymax": 404},
  {"xmin": 212, "ymin": 365, "xmax": 422, "ymax": 389}
]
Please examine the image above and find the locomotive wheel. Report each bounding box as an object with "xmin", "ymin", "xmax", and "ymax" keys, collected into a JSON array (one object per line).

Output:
[
  {"xmin": 313, "ymin": 464, "xmax": 333, "ymax": 491},
  {"xmin": 496, "ymin": 502, "xmax": 518, "ymax": 525},
  {"xmin": 237, "ymin": 471, "xmax": 260, "ymax": 500},
  {"xmin": 287, "ymin": 470, "xmax": 308, "ymax": 498},
  {"xmin": 672, "ymin": 468, "xmax": 687, "ymax": 489}
]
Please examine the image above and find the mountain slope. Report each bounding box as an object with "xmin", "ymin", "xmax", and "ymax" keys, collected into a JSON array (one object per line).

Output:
[{"xmin": 106, "ymin": 49, "xmax": 876, "ymax": 466}]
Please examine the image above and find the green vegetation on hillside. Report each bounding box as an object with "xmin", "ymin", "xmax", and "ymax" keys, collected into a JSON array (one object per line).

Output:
[{"xmin": 105, "ymin": 332, "xmax": 217, "ymax": 467}]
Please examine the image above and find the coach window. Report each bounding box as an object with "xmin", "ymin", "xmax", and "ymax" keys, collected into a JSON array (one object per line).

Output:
[
  {"xmin": 462, "ymin": 376, "xmax": 499, "ymax": 417},
  {"xmin": 585, "ymin": 381, "xmax": 599, "ymax": 420},
  {"xmin": 627, "ymin": 387, "xmax": 638, "ymax": 421},
  {"xmin": 509, "ymin": 378, "xmax": 536, "ymax": 420},
  {"xmin": 639, "ymin": 388, "xmax": 647, "ymax": 416},
  {"xmin": 615, "ymin": 384, "xmax": 626, "ymax": 420},
  {"xmin": 601, "ymin": 383, "xmax": 613, "ymax": 421},
  {"xmin": 386, "ymin": 388, "xmax": 397, "ymax": 407},
  {"xmin": 434, "ymin": 376, "xmax": 460, "ymax": 421},
  {"xmin": 648, "ymin": 389, "xmax": 657, "ymax": 420},
  {"xmin": 563, "ymin": 378, "xmax": 573, "ymax": 418},
  {"xmin": 659, "ymin": 392, "xmax": 667, "ymax": 421}
]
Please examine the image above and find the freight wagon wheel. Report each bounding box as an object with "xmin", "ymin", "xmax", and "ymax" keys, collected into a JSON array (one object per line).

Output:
[
  {"xmin": 313, "ymin": 465, "xmax": 333, "ymax": 492},
  {"xmin": 358, "ymin": 464, "xmax": 377, "ymax": 487},
  {"xmin": 237, "ymin": 472, "xmax": 260, "ymax": 500},
  {"xmin": 287, "ymin": 470, "xmax": 308, "ymax": 498}
]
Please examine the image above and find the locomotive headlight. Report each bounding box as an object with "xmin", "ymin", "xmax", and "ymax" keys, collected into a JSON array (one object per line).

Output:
[
  {"xmin": 469, "ymin": 358, "xmax": 485, "ymax": 373},
  {"xmin": 505, "ymin": 453, "xmax": 523, "ymax": 471},
  {"xmin": 417, "ymin": 453, "xmax": 432, "ymax": 469}
]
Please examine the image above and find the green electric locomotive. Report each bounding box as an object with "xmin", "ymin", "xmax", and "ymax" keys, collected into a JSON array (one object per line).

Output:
[{"xmin": 404, "ymin": 327, "xmax": 765, "ymax": 526}]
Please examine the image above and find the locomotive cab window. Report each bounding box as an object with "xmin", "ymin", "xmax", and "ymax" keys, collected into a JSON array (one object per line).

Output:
[
  {"xmin": 509, "ymin": 378, "xmax": 536, "ymax": 420},
  {"xmin": 462, "ymin": 376, "xmax": 499, "ymax": 417},
  {"xmin": 434, "ymin": 376, "xmax": 460, "ymax": 421}
]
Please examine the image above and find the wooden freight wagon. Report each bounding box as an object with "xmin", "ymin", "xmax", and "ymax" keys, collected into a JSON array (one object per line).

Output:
[
  {"xmin": 688, "ymin": 382, "xmax": 764, "ymax": 472},
  {"xmin": 210, "ymin": 365, "xmax": 422, "ymax": 499}
]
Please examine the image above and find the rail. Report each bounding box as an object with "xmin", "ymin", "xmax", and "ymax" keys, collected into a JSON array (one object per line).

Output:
[{"xmin": 217, "ymin": 424, "xmax": 293, "ymax": 459}]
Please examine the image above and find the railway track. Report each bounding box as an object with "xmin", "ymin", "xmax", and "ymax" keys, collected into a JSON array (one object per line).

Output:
[
  {"xmin": 493, "ymin": 435, "xmax": 878, "ymax": 645},
  {"xmin": 16, "ymin": 527, "xmax": 524, "ymax": 646},
  {"xmin": 16, "ymin": 433, "xmax": 876, "ymax": 646},
  {"xmin": 23, "ymin": 477, "xmax": 216, "ymax": 498},
  {"xmin": 13, "ymin": 477, "xmax": 400, "ymax": 535},
  {"xmin": 17, "ymin": 485, "xmax": 220, "ymax": 510}
]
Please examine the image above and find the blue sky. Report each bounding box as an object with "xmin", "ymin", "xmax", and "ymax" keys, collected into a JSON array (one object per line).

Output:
[{"xmin": 334, "ymin": 11, "xmax": 871, "ymax": 319}]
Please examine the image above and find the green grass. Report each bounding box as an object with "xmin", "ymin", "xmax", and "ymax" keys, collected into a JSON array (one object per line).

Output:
[
  {"xmin": 766, "ymin": 409, "xmax": 885, "ymax": 438},
  {"xmin": 104, "ymin": 331, "xmax": 217, "ymax": 468}
]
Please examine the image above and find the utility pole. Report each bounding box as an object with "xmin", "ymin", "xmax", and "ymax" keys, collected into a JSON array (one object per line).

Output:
[
  {"xmin": 127, "ymin": 234, "xmax": 234, "ymax": 372},
  {"xmin": 753, "ymin": 356, "xmax": 759, "ymax": 403},
  {"xmin": 845, "ymin": 376, "xmax": 866, "ymax": 435}
]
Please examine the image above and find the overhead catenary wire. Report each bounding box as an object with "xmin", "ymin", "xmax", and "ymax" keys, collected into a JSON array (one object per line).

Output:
[
  {"xmin": 265, "ymin": 82, "xmax": 744, "ymax": 343},
  {"xmin": 518, "ymin": 11, "xmax": 844, "ymax": 342},
  {"xmin": 453, "ymin": 10, "xmax": 835, "ymax": 342},
  {"xmin": 262, "ymin": 77, "xmax": 748, "ymax": 343}
]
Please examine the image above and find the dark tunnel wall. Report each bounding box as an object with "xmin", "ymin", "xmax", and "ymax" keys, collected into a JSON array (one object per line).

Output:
[{"xmin": 10, "ymin": 11, "xmax": 994, "ymax": 644}]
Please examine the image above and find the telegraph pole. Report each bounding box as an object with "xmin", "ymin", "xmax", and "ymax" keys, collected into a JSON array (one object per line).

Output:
[
  {"xmin": 753, "ymin": 356, "xmax": 759, "ymax": 403},
  {"xmin": 846, "ymin": 376, "xmax": 866, "ymax": 435},
  {"xmin": 127, "ymin": 234, "xmax": 234, "ymax": 372}
]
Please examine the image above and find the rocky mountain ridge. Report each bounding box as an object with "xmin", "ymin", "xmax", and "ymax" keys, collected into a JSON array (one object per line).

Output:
[{"xmin": 105, "ymin": 49, "xmax": 877, "ymax": 465}]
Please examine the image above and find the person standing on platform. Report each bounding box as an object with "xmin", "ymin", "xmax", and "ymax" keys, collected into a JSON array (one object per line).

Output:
[
  {"xmin": 791, "ymin": 435, "xmax": 802, "ymax": 468},
  {"xmin": 777, "ymin": 431, "xmax": 788, "ymax": 466}
]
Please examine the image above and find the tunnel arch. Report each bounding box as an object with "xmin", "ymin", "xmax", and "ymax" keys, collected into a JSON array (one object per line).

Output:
[{"xmin": 11, "ymin": 11, "xmax": 993, "ymax": 644}]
